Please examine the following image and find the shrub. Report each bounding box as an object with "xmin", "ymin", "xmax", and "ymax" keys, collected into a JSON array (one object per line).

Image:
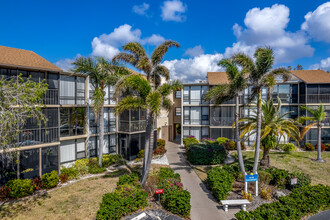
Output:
[
  {"xmin": 186, "ymin": 143, "xmax": 226, "ymax": 165},
  {"xmin": 158, "ymin": 177, "xmax": 183, "ymax": 195},
  {"xmin": 117, "ymin": 172, "xmax": 140, "ymax": 186},
  {"xmin": 222, "ymin": 164, "xmax": 241, "ymax": 180},
  {"xmin": 286, "ymin": 171, "xmax": 311, "ymax": 190},
  {"xmin": 183, "ymin": 136, "xmax": 199, "ymax": 148},
  {"xmin": 265, "ymin": 168, "xmax": 290, "ymax": 189},
  {"xmin": 202, "ymin": 138, "xmax": 216, "ymax": 144},
  {"xmin": 222, "ymin": 141, "xmax": 236, "ymax": 151},
  {"xmin": 216, "ymin": 137, "xmax": 229, "ymax": 144},
  {"xmin": 315, "ymin": 143, "xmax": 326, "ymax": 151},
  {"xmin": 157, "ymin": 139, "xmax": 166, "ymax": 147},
  {"xmin": 59, "ymin": 173, "xmax": 69, "ymax": 184},
  {"xmin": 60, "ymin": 167, "xmax": 79, "ymax": 180},
  {"xmin": 326, "ymin": 144, "xmax": 330, "ymax": 151},
  {"xmin": 235, "ymin": 185, "xmax": 330, "ymax": 220},
  {"xmin": 153, "ymin": 143, "xmax": 166, "ymax": 155},
  {"xmin": 258, "ymin": 170, "xmax": 272, "ymax": 186},
  {"xmin": 73, "ymin": 159, "xmax": 89, "ymax": 176},
  {"xmin": 158, "ymin": 167, "xmax": 180, "ymax": 180},
  {"xmin": 207, "ymin": 167, "xmax": 234, "ymax": 201},
  {"xmin": 0, "ymin": 185, "xmax": 11, "ymax": 199},
  {"xmin": 88, "ymin": 159, "xmax": 106, "ymax": 174},
  {"xmin": 102, "ymin": 154, "xmax": 124, "ymax": 167},
  {"xmin": 6, "ymin": 179, "xmax": 34, "ymax": 198},
  {"xmin": 260, "ymin": 187, "xmax": 272, "ymax": 200},
  {"xmin": 137, "ymin": 149, "xmax": 144, "ymax": 159},
  {"xmin": 161, "ymin": 189, "xmax": 191, "ymax": 218},
  {"xmin": 32, "ymin": 176, "xmax": 42, "ymax": 190},
  {"xmin": 305, "ymin": 143, "xmax": 314, "ymax": 151},
  {"xmin": 283, "ymin": 143, "xmax": 297, "ymax": 153},
  {"xmin": 41, "ymin": 170, "xmax": 59, "ymax": 189},
  {"xmin": 241, "ymin": 191, "xmax": 253, "ymax": 202}
]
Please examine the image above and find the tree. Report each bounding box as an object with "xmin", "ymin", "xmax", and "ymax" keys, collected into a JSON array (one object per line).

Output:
[
  {"xmin": 204, "ymin": 58, "xmax": 248, "ymax": 174},
  {"xmin": 232, "ymin": 47, "xmax": 290, "ymax": 173},
  {"xmin": 113, "ymin": 41, "xmax": 180, "ymax": 185},
  {"xmin": 297, "ymin": 105, "xmax": 326, "ymax": 162},
  {"xmin": 240, "ymin": 98, "xmax": 299, "ymax": 167},
  {"xmin": 72, "ymin": 57, "xmax": 128, "ymax": 166},
  {"xmin": 0, "ymin": 75, "xmax": 48, "ymax": 181},
  {"xmin": 114, "ymin": 74, "xmax": 182, "ymax": 184},
  {"xmin": 294, "ymin": 64, "xmax": 303, "ymax": 70}
]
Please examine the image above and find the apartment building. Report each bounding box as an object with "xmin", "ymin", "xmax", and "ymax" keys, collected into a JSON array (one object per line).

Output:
[
  {"xmin": 0, "ymin": 46, "xmax": 153, "ymax": 180},
  {"xmin": 173, "ymin": 71, "xmax": 330, "ymax": 146}
]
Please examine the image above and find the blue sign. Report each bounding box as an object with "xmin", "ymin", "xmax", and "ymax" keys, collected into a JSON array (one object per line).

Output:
[{"xmin": 245, "ymin": 174, "xmax": 258, "ymax": 182}]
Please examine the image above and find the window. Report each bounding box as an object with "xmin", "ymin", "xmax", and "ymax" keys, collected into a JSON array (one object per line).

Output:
[
  {"xmin": 190, "ymin": 86, "xmax": 201, "ymax": 104},
  {"xmin": 175, "ymin": 107, "xmax": 181, "ymax": 116},
  {"xmin": 183, "ymin": 87, "xmax": 189, "ymax": 104},
  {"xmin": 201, "ymin": 107, "xmax": 209, "ymax": 125},
  {"xmin": 76, "ymin": 139, "xmax": 86, "ymax": 159},
  {"xmin": 60, "ymin": 140, "xmax": 75, "ymax": 163},
  {"xmin": 76, "ymin": 77, "xmax": 85, "ymax": 105},
  {"xmin": 60, "ymin": 75, "xmax": 75, "ymax": 104},
  {"xmin": 175, "ymin": 90, "xmax": 181, "ymax": 99},
  {"xmin": 88, "ymin": 136, "xmax": 97, "ymax": 157},
  {"xmin": 190, "ymin": 107, "xmax": 201, "ymax": 124},
  {"xmin": 20, "ymin": 149, "xmax": 40, "ymax": 179}
]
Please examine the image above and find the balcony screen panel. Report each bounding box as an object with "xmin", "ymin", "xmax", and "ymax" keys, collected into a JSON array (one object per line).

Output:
[
  {"xmin": 222, "ymin": 128, "xmax": 233, "ymax": 140},
  {"xmin": 104, "ymin": 108, "xmax": 109, "ymax": 133},
  {"xmin": 202, "ymin": 127, "xmax": 209, "ymax": 139},
  {"xmin": 42, "ymin": 146, "xmax": 59, "ymax": 175},
  {"xmin": 88, "ymin": 136, "xmax": 97, "ymax": 157},
  {"xmin": 60, "ymin": 75, "xmax": 75, "ymax": 104},
  {"xmin": 76, "ymin": 77, "xmax": 85, "ymax": 104},
  {"xmin": 320, "ymin": 84, "xmax": 330, "ymax": 94},
  {"xmin": 190, "ymin": 86, "xmax": 201, "ymax": 104},
  {"xmin": 183, "ymin": 86, "xmax": 189, "ymax": 104},
  {"xmin": 48, "ymin": 73, "xmax": 59, "ymax": 89},
  {"xmin": 210, "ymin": 128, "xmax": 221, "ymax": 140},
  {"xmin": 307, "ymin": 85, "xmax": 318, "ymax": 95},
  {"xmin": 201, "ymin": 107, "xmax": 209, "ymax": 125},
  {"xmin": 110, "ymin": 134, "xmax": 116, "ymax": 153},
  {"xmin": 103, "ymin": 135, "xmax": 109, "ymax": 154},
  {"xmin": 201, "ymin": 86, "xmax": 208, "ymax": 104},
  {"xmin": 45, "ymin": 108, "xmax": 58, "ymax": 128},
  {"xmin": 109, "ymin": 108, "xmax": 116, "ymax": 132},
  {"xmin": 183, "ymin": 127, "xmax": 189, "ymax": 138},
  {"xmin": 20, "ymin": 148, "xmax": 40, "ymax": 179},
  {"xmin": 77, "ymin": 139, "xmax": 85, "ymax": 152},
  {"xmin": 76, "ymin": 108, "xmax": 85, "ymax": 135},
  {"xmin": 183, "ymin": 107, "xmax": 190, "ymax": 124},
  {"xmin": 60, "ymin": 140, "xmax": 75, "ymax": 163},
  {"xmin": 190, "ymin": 107, "xmax": 201, "ymax": 125}
]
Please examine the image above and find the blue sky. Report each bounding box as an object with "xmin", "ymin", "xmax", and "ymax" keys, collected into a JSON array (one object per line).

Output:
[{"xmin": 1, "ymin": 0, "xmax": 330, "ymax": 82}]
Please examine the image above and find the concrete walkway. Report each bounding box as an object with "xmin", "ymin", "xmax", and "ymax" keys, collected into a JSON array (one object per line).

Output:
[{"xmin": 166, "ymin": 141, "xmax": 238, "ymax": 220}]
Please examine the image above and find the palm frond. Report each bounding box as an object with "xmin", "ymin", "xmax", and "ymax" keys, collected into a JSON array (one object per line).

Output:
[
  {"xmin": 146, "ymin": 91, "xmax": 162, "ymax": 116},
  {"xmin": 153, "ymin": 65, "xmax": 170, "ymax": 80},
  {"xmin": 114, "ymin": 96, "xmax": 146, "ymax": 115},
  {"xmin": 122, "ymin": 42, "xmax": 147, "ymax": 58},
  {"xmin": 203, "ymin": 84, "xmax": 232, "ymax": 104},
  {"xmin": 162, "ymin": 98, "xmax": 172, "ymax": 111},
  {"xmin": 151, "ymin": 40, "xmax": 180, "ymax": 65},
  {"xmin": 112, "ymin": 52, "xmax": 138, "ymax": 66}
]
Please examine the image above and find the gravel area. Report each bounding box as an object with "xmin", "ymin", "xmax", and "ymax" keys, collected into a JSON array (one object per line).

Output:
[
  {"xmin": 124, "ymin": 209, "xmax": 183, "ymax": 220},
  {"xmin": 128, "ymin": 154, "xmax": 169, "ymax": 166}
]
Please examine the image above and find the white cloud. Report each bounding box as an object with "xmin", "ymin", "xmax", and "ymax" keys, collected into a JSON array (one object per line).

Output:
[
  {"xmin": 310, "ymin": 57, "xmax": 330, "ymax": 71},
  {"xmin": 225, "ymin": 4, "xmax": 314, "ymax": 63},
  {"xmin": 184, "ymin": 45, "xmax": 204, "ymax": 57},
  {"xmin": 132, "ymin": 3, "xmax": 150, "ymax": 16},
  {"xmin": 161, "ymin": 0, "xmax": 187, "ymax": 22},
  {"xmin": 162, "ymin": 53, "xmax": 224, "ymax": 83},
  {"xmin": 142, "ymin": 34, "xmax": 165, "ymax": 46},
  {"xmin": 302, "ymin": 2, "xmax": 330, "ymax": 43},
  {"xmin": 55, "ymin": 58, "xmax": 75, "ymax": 72}
]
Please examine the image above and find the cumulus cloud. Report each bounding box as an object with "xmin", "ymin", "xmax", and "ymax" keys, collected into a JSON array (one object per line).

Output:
[
  {"xmin": 162, "ymin": 53, "xmax": 224, "ymax": 83},
  {"xmin": 142, "ymin": 34, "xmax": 165, "ymax": 45},
  {"xmin": 184, "ymin": 45, "xmax": 204, "ymax": 57},
  {"xmin": 310, "ymin": 57, "xmax": 330, "ymax": 71},
  {"xmin": 55, "ymin": 58, "xmax": 75, "ymax": 72},
  {"xmin": 161, "ymin": 0, "xmax": 187, "ymax": 22},
  {"xmin": 225, "ymin": 4, "xmax": 314, "ymax": 63},
  {"xmin": 302, "ymin": 2, "xmax": 330, "ymax": 43},
  {"xmin": 132, "ymin": 3, "xmax": 150, "ymax": 16}
]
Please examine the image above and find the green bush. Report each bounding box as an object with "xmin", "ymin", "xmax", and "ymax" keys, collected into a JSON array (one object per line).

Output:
[
  {"xmin": 73, "ymin": 159, "xmax": 89, "ymax": 176},
  {"xmin": 283, "ymin": 143, "xmax": 297, "ymax": 153},
  {"xmin": 265, "ymin": 168, "xmax": 290, "ymax": 189},
  {"xmin": 102, "ymin": 154, "xmax": 124, "ymax": 167},
  {"xmin": 41, "ymin": 170, "xmax": 59, "ymax": 189},
  {"xmin": 222, "ymin": 141, "xmax": 236, "ymax": 151},
  {"xmin": 235, "ymin": 185, "xmax": 330, "ymax": 220},
  {"xmin": 305, "ymin": 143, "xmax": 314, "ymax": 151},
  {"xmin": 216, "ymin": 137, "xmax": 229, "ymax": 144},
  {"xmin": 157, "ymin": 139, "xmax": 166, "ymax": 147},
  {"xmin": 137, "ymin": 150, "xmax": 144, "ymax": 159},
  {"xmin": 326, "ymin": 144, "xmax": 330, "ymax": 151},
  {"xmin": 88, "ymin": 159, "xmax": 106, "ymax": 174},
  {"xmin": 187, "ymin": 143, "xmax": 226, "ymax": 165},
  {"xmin": 258, "ymin": 170, "xmax": 272, "ymax": 186},
  {"xmin": 6, "ymin": 179, "xmax": 34, "ymax": 198},
  {"xmin": 158, "ymin": 177, "xmax": 183, "ymax": 195},
  {"xmin": 286, "ymin": 171, "xmax": 311, "ymax": 189},
  {"xmin": 117, "ymin": 172, "xmax": 140, "ymax": 186},
  {"xmin": 161, "ymin": 189, "xmax": 191, "ymax": 218},
  {"xmin": 96, "ymin": 184, "xmax": 148, "ymax": 220},
  {"xmin": 158, "ymin": 167, "xmax": 180, "ymax": 180},
  {"xmin": 207, "ymin": 167, "xmax": 234, "ymax": 201},
  {"xmin": 60, "ymin": 167, "xmax": 79, "ymax": 180},
  {"xmin": 183, "ymin": 136, "xmax": 199, "ymax": 148}
]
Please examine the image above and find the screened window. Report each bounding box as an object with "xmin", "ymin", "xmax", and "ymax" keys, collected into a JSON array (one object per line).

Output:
[
  {"xmin": 201, "ymin": 107, "xmax": 209, "ymax": 125},
  {"xmin": 20, "ymin": 149, "xmax": 39, "ymax": 179},
  {"xmin": 60, "ymin": 75, "xmax": 75, "ymax": 104},
  {"xmin": 42, "ymin": 146, "xmax": 59, "ymax": 175},
  {"xmin": 60, "ymin": 107, "xmax": 85, "ymax": 137},
  {"xmin": 76, "ymin": 77, "xmax": 85, "ymax": 104},
  {"xmin": 183, "ymin": 86, "xmax": 189, "ymax": 104},
  {"xmin": 175, "ymin": 107, "xmax": 181, "ymax": 116},
  {"xmin": 60, "ymin": 140, "xmax": 75, "ymax": 163},
  {"xmin": 190, "ymin": 107, "xmax": 201, "ymax": 125},
  {"xmin": 88, "ymin": 136, "xmax": 97, "ymax": 157},
  {"xmin": 76, "ymin": 139, "xmax": 86, "ymax": 159},
  {"xmin": 190, "ymin": 86, "xmax": 201, "ymax": 104}
]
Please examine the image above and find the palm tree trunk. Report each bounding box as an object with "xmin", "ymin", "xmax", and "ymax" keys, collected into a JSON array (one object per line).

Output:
[
  {"xmin": 317, "ymin": 123, "xmax": 322, "ymax": 161},
  {"xmin": 98, "ymin": 105, "xmax": 104, "ymax": 167},
  {"xmin": 260, "ymin": 147, "xmax": 270, "ymax": 167},
  {"xmin": 140, "ymin": 109, "xmax": 154, "ymax": 185},
  {"xmin": 253, "ymin": 89, "xmax": 262, "ymax": 174},
  {"xmin": 235, "ymin": 95, "xmax": 245, "ymax": 174}
]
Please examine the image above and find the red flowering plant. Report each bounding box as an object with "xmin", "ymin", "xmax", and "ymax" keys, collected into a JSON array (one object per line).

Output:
[
  {"xmin": 315, "ymin": 143, "xmax": 326, "ymax": 151},
  {"xmin": 157, "ymin": 177, "xmax": 183, "ymax": 195}
]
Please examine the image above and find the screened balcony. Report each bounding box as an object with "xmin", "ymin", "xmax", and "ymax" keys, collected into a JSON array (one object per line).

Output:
[{"xmin": 118, "ymin": 109, "xmax": 147, "ymax": 132}]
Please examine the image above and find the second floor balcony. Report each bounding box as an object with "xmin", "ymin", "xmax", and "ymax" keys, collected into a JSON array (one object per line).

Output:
[{"xmin": 118, "ymin": 120, "xmax": 146, "ymax": 132}]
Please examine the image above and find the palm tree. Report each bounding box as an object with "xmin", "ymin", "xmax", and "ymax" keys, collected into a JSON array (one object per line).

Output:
[
  {"xmin": 72, "ymin": 56, "xmax": 128, "ymax": 166},
  {"xmin": 240, "ymin": 98, "xmax": 299, "ymax": 167},
  {"xmin": 297, "ymin": 105, "xmax": 326, "ymax": 162},
  {"xmin": 232, "ymin": 47, "xmax": 290, "ymax": 173},
  {"xmin": 204, "ymin": 58, "xmax": 248, "ymax": 174},
  {"xmin": 114, "ymin": 74, "xmax": 182, "ymax": 184},
  {"xmin": 113, "ymin": 41, "xmax": 180, "ymax": 184}
]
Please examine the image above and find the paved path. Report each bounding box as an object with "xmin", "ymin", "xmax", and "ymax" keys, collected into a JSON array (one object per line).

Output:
[
  {"xmin": 166, "ymin": 142, "xmax": 238, "ymax": 220},
  {"xmin": 308, "ymin": 210, "xmax": 330, "ymax": 220}
]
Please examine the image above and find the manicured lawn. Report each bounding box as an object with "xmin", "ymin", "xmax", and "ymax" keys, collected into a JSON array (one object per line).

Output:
[{"xmin": 193, "ymin": 151, "xmax": 330, "ymax": 186}]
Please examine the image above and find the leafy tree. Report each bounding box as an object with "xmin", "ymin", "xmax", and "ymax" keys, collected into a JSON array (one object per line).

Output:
[
  {"xmin": 204, "ymin": 58, "xmax": 248, "ymax": 174},
  {"xmin": 297, "ymin": 105, "xmax": 326, "ymax": 162},
  {"xmin": 113, "ymin": 41, "xmax": 180, "ymax": 184},
  {"xmin": 0, "ymin": 75, "xmax": 48, "ymax": 180},
  {"xmin": 72, "ymin": 57, "xmax": 129, "ymax": 166},
  {"xmin": 240, "ymin": 98, "xmax": 298, "ymax": 167},
  {"xmin": 232, "ymin": 47, "xmax": 290, "ymax": 173},
  {"xmin": 294, "ymin": 64, "xmax": 303, "ymax": 70}
]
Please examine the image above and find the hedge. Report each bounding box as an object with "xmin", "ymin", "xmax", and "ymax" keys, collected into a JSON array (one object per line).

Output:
[
  {"xmin": 187, "ymin": 143, "xmax": 226, "ymax": 165},
  {"xmin": 207, "ymin": 166, "xmax": 234, "ymax": 201}
]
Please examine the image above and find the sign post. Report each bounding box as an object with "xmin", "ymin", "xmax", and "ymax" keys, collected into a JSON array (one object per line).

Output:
[
  {"xmin": 155, "ymin": 189, "xmax": 164, "ymax": 205},
  {"xmin": 244, "ymin": 173, "xmax": 259, "ymax": 196}
]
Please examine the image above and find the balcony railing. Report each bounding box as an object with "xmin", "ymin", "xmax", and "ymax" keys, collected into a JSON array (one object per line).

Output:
[
  {"xmin": 17, "ymin": 127, "xmax": 59, "ymax": 146},
  {"xmin": 118, "ymin": 120, "xmax": 146, "ymax": 132},
  {"xmin": 300, "ymin": 94, "xmax": 330, "ymax": 104},
  {"xmin": 210, "ymin": 117, "xmax": 235, "ymax": 126},
  {"xmin": 183, "ymin": 119, "xmax": 209, "ymax": 125},
  {"xmin": 43, "ymin": 89, "xmax": 58, "ymax": 105}
]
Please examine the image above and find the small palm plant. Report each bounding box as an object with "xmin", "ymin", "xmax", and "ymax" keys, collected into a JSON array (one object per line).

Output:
[
  {"xmin": 240, "ymin": 98, "xmax": 299, "ymax": 167},
  {"xmin": 297, "ymin": 105, "xmax": 326, "ymax": 162}
]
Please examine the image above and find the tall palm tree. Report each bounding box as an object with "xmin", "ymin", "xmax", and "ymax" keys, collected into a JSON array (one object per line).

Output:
[
  {"xmin": 297, "ymin": 105, "xmax": 326, "ymax": 162},
  {"xmin": 240, "ymin": 98, "xmax": 299, "ymax": 167},
  {"xmin": 232, "ymin": 47, "xmax": 290, "ymax": 173},
  {"xmin": 72, "ymin": 56, "xmax": 128, "ymax": 166},
  {"xmin": 204, "ymin": 58, "xmax": 248, "ymax": 174},
  {"xmin": 114, "ymin": 74, "xmax": 182, "ymax": 184},
  {"xmin": 113, "ymin": 41, "xmax": 180, "ymax": 184}
]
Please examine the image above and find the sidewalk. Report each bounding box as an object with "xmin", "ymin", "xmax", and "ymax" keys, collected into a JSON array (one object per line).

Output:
[{"xmin": 166, "ymin": 142, "xmax": 238, "ymax": 220}]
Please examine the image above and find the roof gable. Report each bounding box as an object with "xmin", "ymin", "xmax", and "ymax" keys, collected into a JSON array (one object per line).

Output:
[{"xmin": 290, "ymin": 70, "xmax": 330, "ymax": 84}]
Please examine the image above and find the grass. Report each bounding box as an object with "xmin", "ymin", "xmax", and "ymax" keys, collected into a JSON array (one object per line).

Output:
[{"xmin": 193, "ymin": 151, "xmax": 330, "ymax": 186}]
